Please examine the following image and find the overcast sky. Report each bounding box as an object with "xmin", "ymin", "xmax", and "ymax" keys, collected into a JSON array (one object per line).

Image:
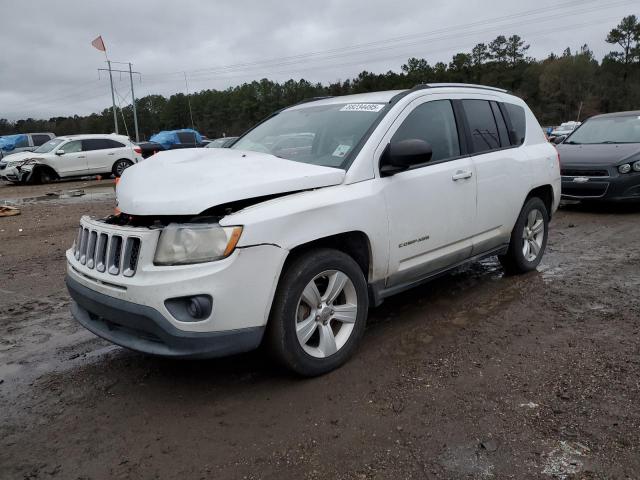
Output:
[{"xmin": 0, "ymin": 0, "xmax": 636, "ymax": 121}]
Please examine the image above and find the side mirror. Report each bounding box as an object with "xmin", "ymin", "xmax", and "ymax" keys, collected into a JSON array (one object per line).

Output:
[
  {"xmin": 380, "ymin": 139, "xmax": 433, "ymax": 176},
  {"xmin": 56, "ymin": 149, "xmax": 65, "ymax": 155},
  {"xmin": 553, "ymin": 135, "xmax": 566, "ymax": 145}
]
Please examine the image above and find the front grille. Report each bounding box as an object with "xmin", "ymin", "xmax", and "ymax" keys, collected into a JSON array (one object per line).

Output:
[
  {"xmin": 562, "ymin": 183, "xmax": 609, "ymax": 198},
  {"xmin": 74, "ymin": 225, "xmax": 141, "ymax": 277},
  {"xmin": 561, "ymin": 168, "xmax": 609, "ymax": 177}
]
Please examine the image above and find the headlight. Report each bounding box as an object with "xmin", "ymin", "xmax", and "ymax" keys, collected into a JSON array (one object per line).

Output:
[
  {"xmin": 154, "ymin": 223, "xmax": 243, "ymax": 265},
  {"xmin": 633, "ymin": 161, "xmax": 640, "ymax": 172},
  {"xmin": 618, "ymin": 164, "xmax": 631, "ymax": 174},
  {"xmin": 10, "ymin": 158, "xmax": 38, "ymax": 168}
]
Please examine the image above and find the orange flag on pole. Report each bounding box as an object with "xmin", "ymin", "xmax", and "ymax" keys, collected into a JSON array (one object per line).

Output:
[{"xmin": 91, "ymin": 35, "xmax": 106, "ymax": 52}]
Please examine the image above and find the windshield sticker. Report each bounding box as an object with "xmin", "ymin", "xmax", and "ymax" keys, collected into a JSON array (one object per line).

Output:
[
  {"xmin": 340, "ymin": 103, "xmax": 385, "ymax": 112},
  {"xmin": 332, "ymin": 144, "xmax": 352, "ymax": 158}
]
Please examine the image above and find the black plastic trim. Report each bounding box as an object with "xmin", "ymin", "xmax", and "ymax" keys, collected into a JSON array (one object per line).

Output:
[
  {"xmin": 369, "ymin": 245, "xmax": 509, "ymax": 306},
  {"xmin": 66, "ymin": 275, "xmax": 265, "ymax": 359}
]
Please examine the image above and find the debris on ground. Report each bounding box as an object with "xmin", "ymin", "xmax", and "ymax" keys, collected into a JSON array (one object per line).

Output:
[{"xmin": 0, "ymin": 205, "xmax": 20, "ymax": 217}]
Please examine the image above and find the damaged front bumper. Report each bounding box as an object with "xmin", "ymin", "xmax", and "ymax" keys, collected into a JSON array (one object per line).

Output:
[
  {"xmin": 66, "ymin": 215, "xmax": 288, "ymax": 358},
  {"xmin": 0, "ymin": 164, "xmax": 33, "ymax": 183}
]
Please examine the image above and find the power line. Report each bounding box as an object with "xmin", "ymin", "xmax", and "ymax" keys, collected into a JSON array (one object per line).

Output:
[
  {"xmin": 3, "ymin": 0, "xmax": 633, "ymax": 118},
  {"xmin": 140, "ymin": 5, "xmax": 632, "ymax": 89},
  {"xmin": 143, "ymin": 0, "xmax": 627, "ymax": 79}
]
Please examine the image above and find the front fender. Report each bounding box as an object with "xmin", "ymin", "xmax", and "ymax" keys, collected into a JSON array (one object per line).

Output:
[{"xmin": 223, "ymin": 181, "xmax": 390, "ymax": 282}]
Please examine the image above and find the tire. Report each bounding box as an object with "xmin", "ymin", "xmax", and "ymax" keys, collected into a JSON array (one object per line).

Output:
[
  {"xmin": 267, "ymin": 248, "xmax": 369, "ymax": 376},
  {"xmin": 499, "ymin": 197, "xmax": 549, "ymax": 274},
  {"xmin": 36, "ymin": 167, "xmax": 56, "ymax": 184},
  {"xmin": 112, "ymin": 159, "xmax": 133, "ymax": 177}
]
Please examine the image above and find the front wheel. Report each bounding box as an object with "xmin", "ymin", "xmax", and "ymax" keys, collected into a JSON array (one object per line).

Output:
[
  {"xmin": 112, "ymin": 159, "xmax": 133, "ymax": 177},
  {"xmin": 499, "ymin": 197, "xmax": 549, "ymax": 274},
  {"xmin": 267, "ymin": 248, "xmax": 369, "ymax": 376}
]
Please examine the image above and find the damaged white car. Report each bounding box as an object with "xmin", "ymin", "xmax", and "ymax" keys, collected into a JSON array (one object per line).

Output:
[
  {"xmin": 0, "ymin": 134, "xmax": 142, "ymax": 184},
  {"xmin": 66, "ymin": 84, "xmax": 560, "ymax": 376}
]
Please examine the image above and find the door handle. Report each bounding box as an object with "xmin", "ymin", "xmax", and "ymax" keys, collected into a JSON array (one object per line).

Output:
[
  {"xmin": 107, "ymin": 152, "xmax": 115, "ymax": 155},
  {"xmin": 452, "ymin": 170, "xmax": 472, "ymax": 181},
  {"xmin": 78, "ymin": 156, "xmax": 86, "ymax": 159}
]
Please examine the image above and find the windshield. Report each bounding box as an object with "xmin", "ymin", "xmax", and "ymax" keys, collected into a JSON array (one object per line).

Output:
[
  {"xmin": 566, "ymin": 115, "xmax": 640, "ymax": 144},
  {"xmin": 34, "ymin": 138, "xmax": 64, "ymax": 153},
  {"xmin": 231, "ymin": 103, "xmax": 387, "ymax": 168}
]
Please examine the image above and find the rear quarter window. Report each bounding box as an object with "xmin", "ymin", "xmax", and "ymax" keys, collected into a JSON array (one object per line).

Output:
[
  {"xmin": 31, "ymin": 134, "xmax": 52, "ymax": 146},
  {"xmin": 502, "ymin": 103, "xmax": 526, "ymax": 146}
]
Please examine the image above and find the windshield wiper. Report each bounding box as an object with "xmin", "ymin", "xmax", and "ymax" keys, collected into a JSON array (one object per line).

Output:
[{"xmin": 564, "ymin": 141, "xmax": 581, "ymax": 145}]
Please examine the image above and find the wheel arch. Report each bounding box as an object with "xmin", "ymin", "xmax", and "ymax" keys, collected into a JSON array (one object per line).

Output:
[
  {"xmin": 526, "ymin": 184, "xmax": 554, "ymax": 217},
  {"xmin": 282, "ymin": 231, "xmax": 373, "ymax": 282},
  {"xmin": 30, "ymin": 164, "xmax": 59, "ymax": 183}
]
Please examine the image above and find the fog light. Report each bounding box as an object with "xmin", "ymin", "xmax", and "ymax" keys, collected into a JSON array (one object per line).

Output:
[
  {"xmin": 188, "ymin": 297, "xmax": 207, "ymax": 319},
  {"xmin": 619, "ymin": 164, "xmax": 631, "ymax": 174},
  {"xmin": 633, "ymin": 161, "xmax": 640, "ymax": 172},
  {"xmin": 165, "ymin": 295, "xmax": 212, "ymax": 322}
]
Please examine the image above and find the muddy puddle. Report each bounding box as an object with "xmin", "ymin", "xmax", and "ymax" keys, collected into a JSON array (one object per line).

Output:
[{"xmin": 0, "ymin": 187, "xmax": 114, "ymax": 206}]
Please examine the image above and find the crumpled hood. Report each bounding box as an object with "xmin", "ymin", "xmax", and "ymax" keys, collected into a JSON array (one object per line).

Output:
[
  {"xmin": 0, "ymin": 151, "xmax": 42, "ymax": 165},
  {"xmin": 557, "ymin": 143, "xmax": 640, "ymax": 167},
  {"xmin": 116, "ymin": 148, "xmax": 345, "ymax": 215}
]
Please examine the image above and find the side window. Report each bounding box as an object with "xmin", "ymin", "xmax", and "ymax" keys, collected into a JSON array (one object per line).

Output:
[
  {"xmin": 31, "ymin": 134, "xmax": 51, "ymax": 146},
  {"xmin": 61, "ymin": 140, "xmax": 82, "ymax": 153},
  {"xmin": 177, "ymin": 132, "xmax": 196, "ymax": 144},
  {"xmin": 391, "ymin": 100, "xmax": 460, "ymax": 162},
  {"xmin": 490, "ymin": 102, "xmax": 510, "ymax": 147},
  {"xmin": 104, "ymin": 139, "xmax": 125, "ymax": 148},
  {"xmin": 461, "ymin": 100, "xmax": 500, "ymax": 153},
  {"xmin": 502, "ymin": 103, "xmax": 526, "ymax": 145},
  {"xmin": 82, "ymin": 139, "xmax": 109, "ymax": 151}
]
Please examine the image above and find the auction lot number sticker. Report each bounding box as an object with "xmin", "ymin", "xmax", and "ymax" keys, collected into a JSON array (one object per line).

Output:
[{"xmin": 340, "ymin": 103, "xmax": 385, "ymax": 112}]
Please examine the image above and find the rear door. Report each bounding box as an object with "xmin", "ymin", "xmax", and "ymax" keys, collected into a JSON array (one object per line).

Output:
[
  {"xmin": 380, "ymin": 96, "xmax": 477, "ymax": 287},
  {"xmin": 459, "ymin": 98, "xmax": 527, "ymax": 254},
  {"xmin": 82, "ymin": 138, "xmax": 127, "ymax": 173}
]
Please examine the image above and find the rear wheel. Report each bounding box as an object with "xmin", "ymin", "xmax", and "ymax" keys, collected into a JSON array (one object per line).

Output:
[
  {"xmin": 499, "ymin": 197, "xmax": 549, "ymax": 274},
  {"xmin": 267, "ymin": 248, "xmax": 369, "ymax": 376},
  {"xmin": 112, "ymin": 159, "xmax": 133, "ymax": 177}
]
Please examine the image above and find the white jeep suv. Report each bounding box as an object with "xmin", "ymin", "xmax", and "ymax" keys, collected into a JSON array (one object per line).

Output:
[
  {"xmin": 66, "ymin": 84, "xmax": 560, "ymax": 376},
  {"xmin": 0, "ymin": 134, "xmax": 142, "ymax": 184}
]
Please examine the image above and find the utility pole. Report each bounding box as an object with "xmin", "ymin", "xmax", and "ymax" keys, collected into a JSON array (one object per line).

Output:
[
  {"xmin": 184, "ymin": 72, "xmax": 195, "ymax": 131},
  {"xmin": 129, "ymin": 63, "xmax": 139, "ymax": 142},
  {"xmin": 99, "ymin": 62, "xmax": 141, "ymax": 138},
  {"xmin": 107, "ymin": 60, "xmax": 118, "ymax": 134},
  {"xmin": 576, "ymin": 101, "xmax": 583, "ymax": 122}
]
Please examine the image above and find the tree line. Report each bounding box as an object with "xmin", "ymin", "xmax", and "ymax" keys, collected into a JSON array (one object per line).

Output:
[{"xmin": 2, "ymin": 14, "xmax": 639, "ymax": 140}]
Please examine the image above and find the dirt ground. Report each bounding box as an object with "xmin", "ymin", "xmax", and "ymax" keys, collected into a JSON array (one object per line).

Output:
[{"xmin": 1, "ymin": 179, "xmax": 639, "ymax": 480}]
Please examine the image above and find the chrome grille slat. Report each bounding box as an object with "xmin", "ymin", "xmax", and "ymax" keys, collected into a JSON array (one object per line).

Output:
[
  {"xmin": 122, "ymin": 238, "xmax": 141, "ymax": 277},
  {"xmin": 107, "ymin": 235, "xmax": 123, "ymax": 275},
  {"xmin": 86, "ymin": 231, "xmax": 98, "ymax": 269},
  {"xmin": 72, "ymin": 218, "xmax": 143, "ymax": 278},
  {"xmin": 79, "ymin": 229, "xmax": 90, "ymax": 264},
  {"xmin": 95, "ymin": 233, "xmax": 108, "ymax": 272},
  {"xmin": 74, "ymin": 226, "xmax": 83, "ymax": 258}
]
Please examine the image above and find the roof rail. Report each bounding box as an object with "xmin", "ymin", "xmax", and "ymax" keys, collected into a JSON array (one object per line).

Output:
[
  {"xmin": 417, "ymin": 83, "xmax": 509, "ymax": 93},
  {"xmin": 293, "ymin": 96, "xmax": 333, "ymax": 106}
]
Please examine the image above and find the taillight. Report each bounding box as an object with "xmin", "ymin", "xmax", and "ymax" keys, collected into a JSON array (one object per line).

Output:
[{"xmin": 134, "ymin": 146, "xmax": 142, "ymax": 154}]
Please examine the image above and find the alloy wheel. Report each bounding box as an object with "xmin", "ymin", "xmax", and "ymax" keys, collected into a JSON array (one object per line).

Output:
[
  {"xmin": 295, "ymin": 270, "xmax": 358, "ymax": 358},
  {"xmin": 522, "ymin": 208, "xmax": 545, "ymax": 262}
]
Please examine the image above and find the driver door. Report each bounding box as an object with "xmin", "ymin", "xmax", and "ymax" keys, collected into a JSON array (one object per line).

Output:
[
  {"xmin": 54, "ymin": 140, "xmax": 87, "ymax": 176},
  {"xmin": 380, "ymin": 97, "xmax": 477, "ymax": 287}
]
